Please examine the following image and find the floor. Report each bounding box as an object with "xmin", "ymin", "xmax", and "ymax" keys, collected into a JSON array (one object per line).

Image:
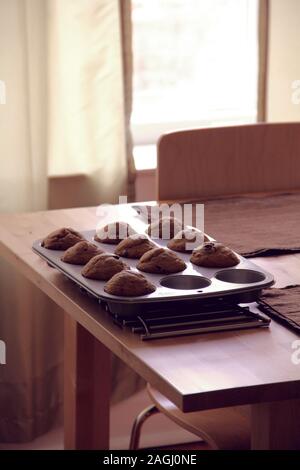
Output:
[{"xmin": 0, "ymin": 388, "xmax": 202, "ymax": 450}]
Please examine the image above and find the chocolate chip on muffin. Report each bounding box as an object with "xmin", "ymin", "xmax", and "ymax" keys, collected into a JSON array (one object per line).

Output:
[
  {"xmin": 104, "ymin": 270, "xmax": 156, "ymax": 297},
  {"xmin": 137, "ymin": 247, "xmax": 186, "ymax": 274},
  {"xmin": 115, "ymin": 234, "xmax": 155, "ymax": 259},
  {"xmin": 167, "ymin": 228, "xmax": 209, "ymax": 253},
  {"xmin": 190, "ymin": 242, "xmax": 240, "ymax": 268},
  {"xmin": 146, "ymin": 216, "xmax": 183, "ymax": 240},
  {"xmin": 41, "ymin": 227, "xmax": 85, "ymax": 250},
  {"xmin": 81, "ymin": 253, "xmax": 128, "ymax": 281},
  {"xmin": 61, "ymin": 241, "xmax": 103, "ymax": 265},
  {"xmin": 94, "ymin": 222, "xmax": 136, "ymax": 244}
]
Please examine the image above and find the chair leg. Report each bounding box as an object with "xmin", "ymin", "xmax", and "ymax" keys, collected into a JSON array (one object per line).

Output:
[{"xmin": 129, "ymin": 405, "xmax": 160, "ymax": 450}]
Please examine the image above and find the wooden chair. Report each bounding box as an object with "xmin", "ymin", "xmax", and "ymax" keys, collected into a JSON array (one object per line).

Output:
[
  {"xmin": 130, "ymin": 123, "xmax": 300, "ymax": 450},
  {"xmin": 129, "ymin": 385, "xmax": 250, "ymax": 450},
  {"xmin": 157, "ymin": 122, "xmax": 300, "ymax": 201}
]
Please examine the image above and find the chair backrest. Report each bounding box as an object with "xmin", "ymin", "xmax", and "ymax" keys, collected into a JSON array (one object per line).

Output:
[{"xmin": 157, "ymin": 122, "xmax": 300, "ymax": 201}]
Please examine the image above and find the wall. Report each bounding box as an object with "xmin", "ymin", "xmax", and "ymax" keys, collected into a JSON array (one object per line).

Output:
[{"xmin": 267, "ymin": 0, "xmax": 300, "ymax": 121}]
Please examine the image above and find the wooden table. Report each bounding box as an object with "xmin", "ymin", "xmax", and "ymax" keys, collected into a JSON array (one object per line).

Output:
[{"xmin": 1, "ymin": 205, "xmax": 300, "ymax": 450}]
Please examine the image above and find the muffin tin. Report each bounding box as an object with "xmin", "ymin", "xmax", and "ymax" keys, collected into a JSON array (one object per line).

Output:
[{"xmin": 32, "ymin": 229, "xmax": 274, "ymax": 316}]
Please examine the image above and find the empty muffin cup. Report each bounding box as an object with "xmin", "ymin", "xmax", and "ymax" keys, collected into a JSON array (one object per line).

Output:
[
  {"xmin": 160, "ymin": 275, "xmax": 211, "ymax": 290},
  {"xmin": 215, "ymin": 269, "xmax": 266, "ymax": 284}
]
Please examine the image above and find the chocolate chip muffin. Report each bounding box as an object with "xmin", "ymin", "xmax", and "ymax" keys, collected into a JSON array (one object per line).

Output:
[
  {"xmin": 94, "ymin": 222, "xmax": 136, "ymax": 244},
  {"xmin": 167, "ymin": 228, "xmax": 209, "ymax": 253},
  {"xmin": 61, "ymin": 241, "xmax": 103, "ymax": 265},
  {"xmin": 41, "ymin": 227, "xmax": 85, "ymax": 250},
  {"xmin": 81, "ymin": 253, "xmax": 128, "ymax": 281},
  {"xmin": 104, "ymin": 271, "xmax": 156, "ymax": 297},
  {"xmin": 146, "ymin": 217, "xmax": 183, "ymax": 240},
  {"xmin": 137, "ymin": 247, "xmax": 186, "ymax": 274},
  {"xmin": 115, "ymin": 234, "xmax": 155, "ymax": 259},
  {"xmin": 190, "ymin": 242, "xmax": 240, "ymax": 268}
]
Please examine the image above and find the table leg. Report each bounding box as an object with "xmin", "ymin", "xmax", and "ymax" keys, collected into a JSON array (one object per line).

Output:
[
  {"xmin": 64, "ymin": 314, "xmax": 111, "ymax": 449},
  {"xmin": 251, "ymin": 399, "xmax": 300, "ymax": 450}
]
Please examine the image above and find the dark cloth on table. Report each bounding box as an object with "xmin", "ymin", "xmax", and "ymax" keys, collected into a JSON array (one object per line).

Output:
[
  {"xmin": 258, "ymin": 285, "xmax": 300, "ymax": 334},
  {"xmin": 136, "ymin": 192, "xmax": 300, "ymax": 257},
  {"xmin": 204, "ymin": 192, "xmax": 300, "ymax": 257}
]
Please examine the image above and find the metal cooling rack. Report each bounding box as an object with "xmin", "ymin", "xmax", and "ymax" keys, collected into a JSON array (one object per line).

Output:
[{"xmin": 110, "ymin": 299, "xmax": 270, "ymax": 340}]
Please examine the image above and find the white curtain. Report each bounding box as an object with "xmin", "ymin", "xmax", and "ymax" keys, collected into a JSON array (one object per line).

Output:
[
  {"xmin": 0, "ymin": 0, "xmax": 137, "ymax": 443},
  {"xmin": 0, "ymin": 0, "xmax": 47, "ymax": 212},
  {"xmin": 0, "ymin": 0, "xmax": 63, "ymax": 442},
  {"xmin": 47, "ymin": 0, "xmax": 129, "ymax": 203}
]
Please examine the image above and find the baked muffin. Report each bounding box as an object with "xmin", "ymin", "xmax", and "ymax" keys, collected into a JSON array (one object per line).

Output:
[
  {"xmin": 115, "ymin": 234, "xmax": 155, "ymax": 259},
  {"xmin": 95, "ymin": 222, "xmax": 136, "ymax": 244},
  {"xmin": 61, "ymin": 241, "xmax": 103, "ymax": 265},
  {"xmin": 137, "ymin": 247, "xmax": 186, "ymax": 274},
  {"xmin": 81, "ymin": 253, "xmax": 128, "ymax": 281},
  {"xmin": 104, "ymin": 271, "xmax": 156, "ymax": 297},
  {"xmin": 41, "ymin": 227, "xmax": 85, "ymax": 250},
  {"xmin": 167, "ymin": 228, "xmax": 209, "ymax": 253},
  {"xmin": 190, "ymin": 242, "xmax": 240, "ymax": 268},
  {"xmin": 146, "ymin": 216, "xmax": 183, "ymax": 240}
]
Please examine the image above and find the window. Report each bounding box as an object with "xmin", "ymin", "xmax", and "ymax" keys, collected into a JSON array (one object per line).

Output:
[{"xmin": 131, "ymin": 0, "xmax": 259, "ymax": 170}]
